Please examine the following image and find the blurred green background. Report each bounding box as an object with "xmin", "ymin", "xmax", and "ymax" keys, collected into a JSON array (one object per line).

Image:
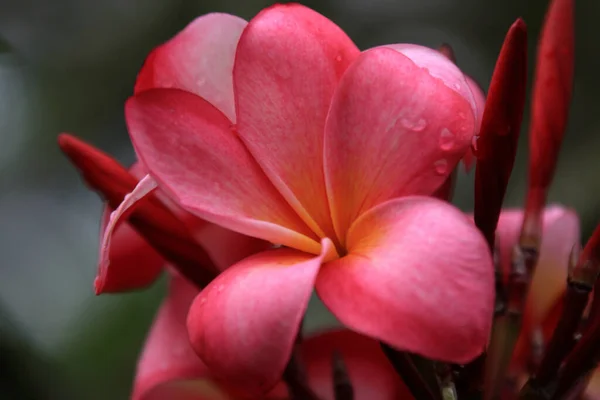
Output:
[{"xmin": 0, "ymin": 0, "xmax": 598, "ymax": 398}]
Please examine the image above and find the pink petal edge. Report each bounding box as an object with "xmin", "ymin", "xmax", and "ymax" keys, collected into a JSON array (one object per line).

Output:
[
  {"xmin": 324, "ymin": 47, "xmax": 476, "ymax": 243},
  {"xmin": 234, "ymin": 3, "xmax": 359, "ymax": 244},
  {"xmin": 95, "ymin": 174, "xmax": 158, "ymax": 294},
  {"xmin": 317, "ymin": 197, "xmax": 494, "ymax": 363},
  {"xmin": 187, "ymin": 238, "xmax": 335, "ymax": 394},
  {"xmin": 126, "ymin": 88, "xmax": 321, "ymax": 255},
  {"xmin": 135, "ymin": 13, "xmax": 247, "ymax": 122}
]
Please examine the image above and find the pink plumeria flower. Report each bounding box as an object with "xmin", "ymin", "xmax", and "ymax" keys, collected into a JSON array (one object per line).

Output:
[
  {"xmin": 116, "ymin": 3, "xmax": 494, "ymax": 393},
  {"xmin": 133, "ymin": 274, "xmax": 412, "ymax": 400}
]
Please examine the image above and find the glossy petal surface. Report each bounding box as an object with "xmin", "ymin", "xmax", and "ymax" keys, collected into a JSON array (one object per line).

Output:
[
  {"xmin": 324, "ymin": 48, "xmax": 476, "ymax": 241},
  {"xmin": 234, "ymin": 3, "xmax": 359, "ymax": 242},
  {"xmin": 187, "ymin": 239, "xmax": 335, "ymax": 394},
  {"xmin": 135, "ymin": 13, "xmax": 246, "ymax": 122},
  {"xmin": 317, "ymin": 197, "xmax": 494, "ymax": 363},
  {"xmin": 127, "ymin": 88, "xmax": 320, "ymax": 254}
]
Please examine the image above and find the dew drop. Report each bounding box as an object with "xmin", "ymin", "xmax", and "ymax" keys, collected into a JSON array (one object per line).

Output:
[
  {"xmin": 199, "ymin": 297, "xmax": 207, "ymax": 306},
  {"xmin": 195, "ymin": 77, "xmax": 206, "ymax": 87},
  {"xmin": 335, "ymin": 54, "xmax": 343, "ymax": 62},
  {"xmin": 439, "ymin": 128, "xmax": 455, "ymax": 151},
  {"xmin": 401, "ymin": 117, "xmax": 427, "ymax": 132},
  {"xmin": 434, "ymin": 159, "xmax": 448, "ymax": 175},
  {"xmin": 216, "ymin": 284, "xmax": 225, "ymax": 293},
  {"xmin": 458, "ymin": 111, "xmax": 467, "ymax": 120},
  {"xmin": 452, "ymin": 82, "xmax": 461, "ymax": 91}
]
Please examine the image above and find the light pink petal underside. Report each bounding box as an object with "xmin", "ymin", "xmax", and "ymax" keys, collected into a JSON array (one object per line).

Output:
[
  {"xmin": 302, "ymin": 329, "xmax": 413, "ymax": 400},
  {"xmin": 317, "ymin": 197, "xmax": 494, "ymax": 363},
  {"xmin": 95, "ymin": 174, "xmax": 158, "ymax": 294},
  {"xmin": 187, "ymin": 239, "xmax": 335, "ymax": 395},
  {"xmin": 324, "ymin": 47, "xmax": 476, "ymax": 242},
  {"xmin": 495, "ymin": 206, "xmax": 580, "ymax": 329},
  {"xmin": 135, "ymin": 13, "xmax": 246, "ymax": 122},
  {"xmin": 126, "ymin": 88, "xmax": 320, "ymax": 254},
  {"xmin": 234, "ymin": 3, "xmax": 360, "ymax": 242}
]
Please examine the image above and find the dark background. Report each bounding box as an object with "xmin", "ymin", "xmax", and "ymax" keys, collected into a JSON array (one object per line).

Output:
[{"xmin": 0, "ymin": 0, "xmax": 598, "ymax": 398}]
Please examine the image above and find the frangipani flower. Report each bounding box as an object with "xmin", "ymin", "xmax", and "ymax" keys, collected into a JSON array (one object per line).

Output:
[
  {"xmin": 134, "ymin": 274, "xmax": 411, "ymax": 400},
  {"xmin": 113, "ymin": 3, "xmax": 494, "ymax": 393}
]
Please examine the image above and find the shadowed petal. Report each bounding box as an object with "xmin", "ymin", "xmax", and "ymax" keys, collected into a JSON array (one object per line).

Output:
[
  {"xmin": 234, "ymin": 4, "xmax": 359, "ymax": 243},
  {"xmin": 324, "ymin": 48, "xmax": 476, "ymax": 242},
  {"xmin": 462, "ymin": 76, "xmax": 487, "ymax": 171},
  {"xmin": 187, "ymin": 239, "xmax": 335, "ymax": 394},
  {"xmin": 135, "ymin": 13, "xmax": 246, "ymax": 122},
  {"xmin": 317, "ymin": 197, "xmax": 494, "ymax": 363},
  {"xmin": 495, "ymin": 206, "xmax": 580, "ymax": 329},
  {"xmin": 133, "ymin": 275, "xmax": 232, "ymax": 400},
  {"xmin": 303, "ymin": 329, "xmax": 412, "ymax": 400},
  {"xmin": 127, "ymin": 88, "xmax": 320, "ymax": 254}
]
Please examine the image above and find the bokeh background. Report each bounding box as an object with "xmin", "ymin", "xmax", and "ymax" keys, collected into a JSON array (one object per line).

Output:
[{"xmin": 0, "ymin": 0, "xmax": 598, "ymax": 398}]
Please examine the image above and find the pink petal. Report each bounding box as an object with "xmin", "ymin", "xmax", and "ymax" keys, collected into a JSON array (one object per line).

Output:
[
  {"xmin": 386, "ymin": 44, "xmax": 484, "ymax": 127},
  {"xmin": 135, "ymin": 13, "xmax": 246, "ymax": 122},
  {"xmin": 133, "ymin": 274, "xmax": 231, "ymax": 400},
  {"xmin": 495, "ymin": 206, "xmax": 580, "ymax": 329},
  {"xmin": 95, "ymin": 174, "xmax": 158, "ymax": 294},
  {"xmin": 187, "ymin": 239, "xmax": 335, "ymax": 394},
  {"xmin": 234, "ymin": 4, "xmax": 359, "ymax": 243},
  {"xmin": 316, "ymin": 197, "xmax": 494, "ymax": 363},
  {"xmin": 462, "ymin": 76, "xmax": 487, "ymax": 171},
  {"xmin": 302, "ymin": 329, "xmax": 412, "ymax": 400},
  {"xmin": 126, "ymin": 88, "xmax": 320, "ymax": 254},
  {"xmin": 324, "ymin": 47, "xmax": 476, "ymax": 241}
]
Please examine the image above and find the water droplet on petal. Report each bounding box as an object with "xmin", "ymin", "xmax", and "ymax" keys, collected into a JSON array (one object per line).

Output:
[
  {"xmin": 458, "ymin": 112, "xmax": 467, "ymax": 120},
  {"xmin": 216, "ymin": 284, "xmax": 225, "ymax": 293},
  {"xmin": 196, "ymin": 77, "xmax": 206, "ymax": 87},
  {"xmin": 439, "ymin": 128, "xmax": 455, "ymax": 151},
  {"xmin": 401, "ymin": 117, "xmax": 427, "ymax": 132},
  {"xmin": 335, "ymin": 54, "xmax": 343, "ymax": 62},
  {"xmin": 434, "ymin": 159, "xmax": 448, "ymax": 175},
  {"xmin": 453, "ymin": 82, "xmax": 461, "ymax": 91},
  {"xmin": 199, "ymin": 297, "xmax": 207, "ymax": 306}
]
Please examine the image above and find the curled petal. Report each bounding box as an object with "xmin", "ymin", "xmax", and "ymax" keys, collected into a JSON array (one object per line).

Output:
[
  {"xmin": 96, "ymin": 175, "xmax": 158, "ymax": 294},
  {"xmin": 324, "ymin": 48, "xmax": 476, "ymax": 242},
  {"xmin": 97, "ymin": 207, "xmax": 164, "ymax": 293},
  {"xmin": 187, "ymin": 239, "xmax": 335, "ymax": 394},
  {"xmin": 135, "ymin": 13, "xmax": 246, "ymax": 122},
  {"xmin": 127, "ymin": 88, "xmax": 320, "ymax": 254},
  {"xmin": 317, "ymin": 197, "xmax": 494, "ymax": 363},
  {"xmin": 302, "ymin": 329, "xmax": 412, "ymax": 400},
  {"xmin": 495, "ymin": 206, "xmax": 580, "ymax": 328},
  {"xmin": 234, "ymin": 3, "xmax": 359, "ymax": 243}
]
